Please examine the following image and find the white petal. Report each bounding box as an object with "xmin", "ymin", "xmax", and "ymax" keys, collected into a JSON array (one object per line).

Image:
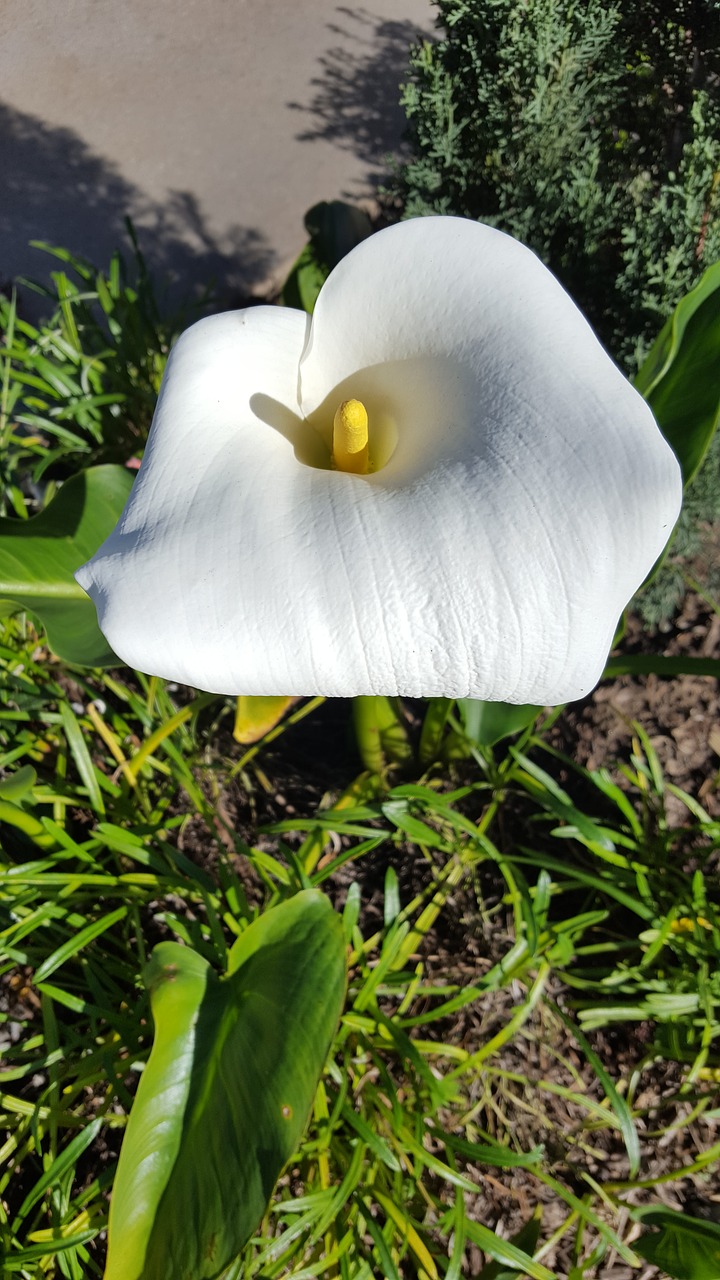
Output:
[
  {"xmin": 297, "ymin": 217, "xmax": 682, "ymax": 700},
  {"xmin": 77, "ymin": 219, "xmax": 682, "ymax": 702}
]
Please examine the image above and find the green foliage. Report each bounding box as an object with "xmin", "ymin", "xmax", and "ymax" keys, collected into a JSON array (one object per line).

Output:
[
  {"xmin": 635, "ymin": 395, "xmax": 720, "ymax": 619},
  {"xmin": 605, "ymin": 653, "xmax": 720, "ymax": 678},
  {"xmin": 352, "ymin": 695, "xmax": 414, "ymax": 774},
  {"xmin": 1, "ymin": 630, "xmax": 719, "ymax": 1276},
  {"xmin": 635, "ymin": 430, "xmax": 720, "ymax": 627},
  {"xmin": 351, "ymin": 697, "xmax": 542, "ymax": 777},
  {"xmin": 635, "ymin": 260, "xmax": 720, "ymax": 487},
  {"xmin": 0, "ymin": 465, "xmax": 134, "ymax": 666},
  {"xmin": 634, "ymin": 1207, "xmax": 720, "ymax": 1278},
  {"xmin": 280, "ymin": 201, "xmax": 372, "ymax": 314},
  {"xmin": 0, "ymin": 226, "xmax": 192, "ymax": 517},
  {"xmin": 455, "ymin": 699, "xmax": 541, "ymax": 751},
  {"xmin": 105, "ymin": 892, "xmax": 346, "ymax": 1280},
  {"xmin": 475, "ymin": 1210, "xmax": 544, "ymax": 1280},
  {"xmin": 509, "ymin": 726, "xmax": 720, "ymax": 1062},
  {"xmin": 391, "ymin": 0, "xmax": 720, "ymax": 369},
  {"xmin": 632, "ymin": 258, "xmax": 720, "ymax": 624}
]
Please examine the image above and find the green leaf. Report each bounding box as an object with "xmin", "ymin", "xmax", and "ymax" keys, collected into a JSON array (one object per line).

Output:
[
  {"xmin": 59, "ymin": 700, "xmax": 105, "ymax": 814},
  {"xmin": 457, "ymin": 699, "xmax": 540, "ymax": 748},
  {"xmin": 634, "ymin": 260, "xmax": 720, "ymax": 487},
  {"xmin": 304, "ymin": 200, "xmax": 373, "ymax": 268},
  {"xmin": 280, "ymin": 241, "xmax": 329, "ymax": 314},
  {"xmin": 634, "ymin": 1207, "xmax": 720, "ymax": 1279},
  {"xmin": 464, "ymin": 1217, "xmax": 553, "ymax": 1280},
  {"xmin": 281, "ymin": 201, "xmax": 372, "ymax": 314},
  {"xmin": 105, "ymin": 890, "xmax": 347, "ymax": 1280},
  {"xmin": 12, "ymin": 1118, "xmax": 103, "ymax": 1226},
  {"xmin": 418, "ymin": 697, "xmax": 453, "ymax": 766},
  {"xmin": 0, "ymin": 465, "xmax": 134, "ymax": 666},
  {"xmin": 603, "ymin": 654, "xmax": 720, "ymax": 680},
  {"xmin": 34, "ymin": 905, "xmax": 127, "ymax": 983},
  {"xmin": 352, "ymin": 696, "xmax": 413, "ymax": 774},
  {"xmin": 232, "ymin": 694, "xmax": 297, "ymax": 744},
  {"xmin": 552, "ymin": 1005, "xmax": 640, "ymax": 1176},
  {"xmin": 0, "ymin": 764, "xmax": 37, "ymax": 802},
  {"xmin": 475, "ymin": 1208, "xmax": 543, "ymax": 1279},
  {"xmin": 0, "ymin": 797, "xmax": 53, "ymax": 847}
]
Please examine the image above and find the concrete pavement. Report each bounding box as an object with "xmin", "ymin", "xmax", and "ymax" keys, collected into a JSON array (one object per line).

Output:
[{"xmin": 0, "ymin": 0, "xmax": 434, "ymax": 308}]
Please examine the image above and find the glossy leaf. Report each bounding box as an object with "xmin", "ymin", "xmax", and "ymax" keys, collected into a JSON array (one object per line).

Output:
[
  {"xmin": 634, "ymin": 1207, "xmax": 720, "ymax": 1279},
  {"xmin": 281, "ymin": 201, "xmax": 372, "ymax": 314},
  {"xmin": 279, "ymin": 240, "xmax": 327, "ymax": 315},
  {"xmin": 104, "ymin": 890, "xmax": 347, "ymax": 1280},
  {"xmin": 635, "ymin": 259, "xmax": 720, "ymax": 486},
  {"xmin": 457, "ymin": 699, "xmax": 540, "ymax": 748},
  {"xmin": 0, "ymin": 465, "xmax": 134, "ymax": 666}
]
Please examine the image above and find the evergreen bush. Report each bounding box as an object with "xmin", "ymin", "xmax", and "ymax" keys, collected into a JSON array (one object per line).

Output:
[{"xmin": 391, "ymin": 0, "xmax": 720, "ymax": 370}]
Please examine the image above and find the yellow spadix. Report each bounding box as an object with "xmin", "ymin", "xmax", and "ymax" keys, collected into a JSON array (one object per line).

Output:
[{"xmin": 332, "ymin": 399, "xmax": 369, "ymax": 474}]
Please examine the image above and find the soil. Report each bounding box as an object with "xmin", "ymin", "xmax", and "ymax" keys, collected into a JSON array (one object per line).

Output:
[{"xmin": 554, "ymin": 593, "xmax": 720, "ymax": 826}]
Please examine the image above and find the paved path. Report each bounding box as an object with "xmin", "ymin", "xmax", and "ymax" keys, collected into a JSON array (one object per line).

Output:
[{"xmin": 1, "ymin": 0, "xmax": 433, "ymax": 308}]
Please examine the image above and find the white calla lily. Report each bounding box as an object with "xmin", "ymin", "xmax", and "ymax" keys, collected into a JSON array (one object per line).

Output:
[{"xmin": 76, "ymin": 217, "xmax": 682, "ymax": 703}]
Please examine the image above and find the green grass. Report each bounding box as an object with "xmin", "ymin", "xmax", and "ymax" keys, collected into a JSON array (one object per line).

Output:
[
  {"xmin": 0, "ymin": 612, "xmax": 718, "ymax": 1277},
  {"xmin": 0, "ymin": 227, "xmax": 197, "ymax": 518}
]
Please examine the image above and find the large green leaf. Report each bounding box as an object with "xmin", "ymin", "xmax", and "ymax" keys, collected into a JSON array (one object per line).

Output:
[
  {"xmin": 104, "ymin": 890, "xmax": 347, "ymax": 1280},
  {"xmin": 634, "ymin": 1207, "xmax": 720, "ymax": 1279},
  {"xmin": 0, "ymin": 465, "xmax": 134, "ymax": 666},
  {"xmin": 634, "ymin": 260, "xmax": 720, "ymax": 486}
]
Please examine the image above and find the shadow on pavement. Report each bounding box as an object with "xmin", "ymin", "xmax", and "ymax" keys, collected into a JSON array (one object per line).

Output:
[
  {"xmin": 0, "ymin": 100, "xmax": 274, "ymax": 314},
  {"xmin": 287, "ymin": 5, "xmax": 429, "ymax": 192}
]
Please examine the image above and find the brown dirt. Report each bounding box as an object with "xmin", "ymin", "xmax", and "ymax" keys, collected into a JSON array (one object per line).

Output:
[{"xmin": 553, "ymin": 593, "xmax": 720, "ymax": 825}]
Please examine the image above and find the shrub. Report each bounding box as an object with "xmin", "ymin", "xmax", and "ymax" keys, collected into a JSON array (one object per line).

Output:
[{"xmin": 391, "ymin": 0, "xmax": 720, "ymax": 370}]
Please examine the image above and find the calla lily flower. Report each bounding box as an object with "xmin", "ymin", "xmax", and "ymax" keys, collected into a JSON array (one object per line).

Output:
[{"xmin": 76, "ymin": 218, "xmax": 682, "ymax": 703}]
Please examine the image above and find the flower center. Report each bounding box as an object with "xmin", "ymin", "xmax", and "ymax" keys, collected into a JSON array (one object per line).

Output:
[{"xmin": 332, "ymin": 399, "xmax": 369, "ymax": 474}]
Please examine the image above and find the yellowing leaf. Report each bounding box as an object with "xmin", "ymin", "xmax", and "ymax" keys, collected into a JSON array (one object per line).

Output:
[{"xmin": 233, "ymin": 695, "xmax": 297, "ymax": 744}]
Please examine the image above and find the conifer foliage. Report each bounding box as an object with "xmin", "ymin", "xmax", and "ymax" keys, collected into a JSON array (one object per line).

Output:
[{"xmin": 392, "ymin": 0, "xmax": 720, "ymax": 368}]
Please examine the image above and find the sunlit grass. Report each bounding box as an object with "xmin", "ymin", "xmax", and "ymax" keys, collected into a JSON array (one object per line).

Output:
[{"xmin": 1, "ymin": 614, "xmax": 718, "ymax": 1277}]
